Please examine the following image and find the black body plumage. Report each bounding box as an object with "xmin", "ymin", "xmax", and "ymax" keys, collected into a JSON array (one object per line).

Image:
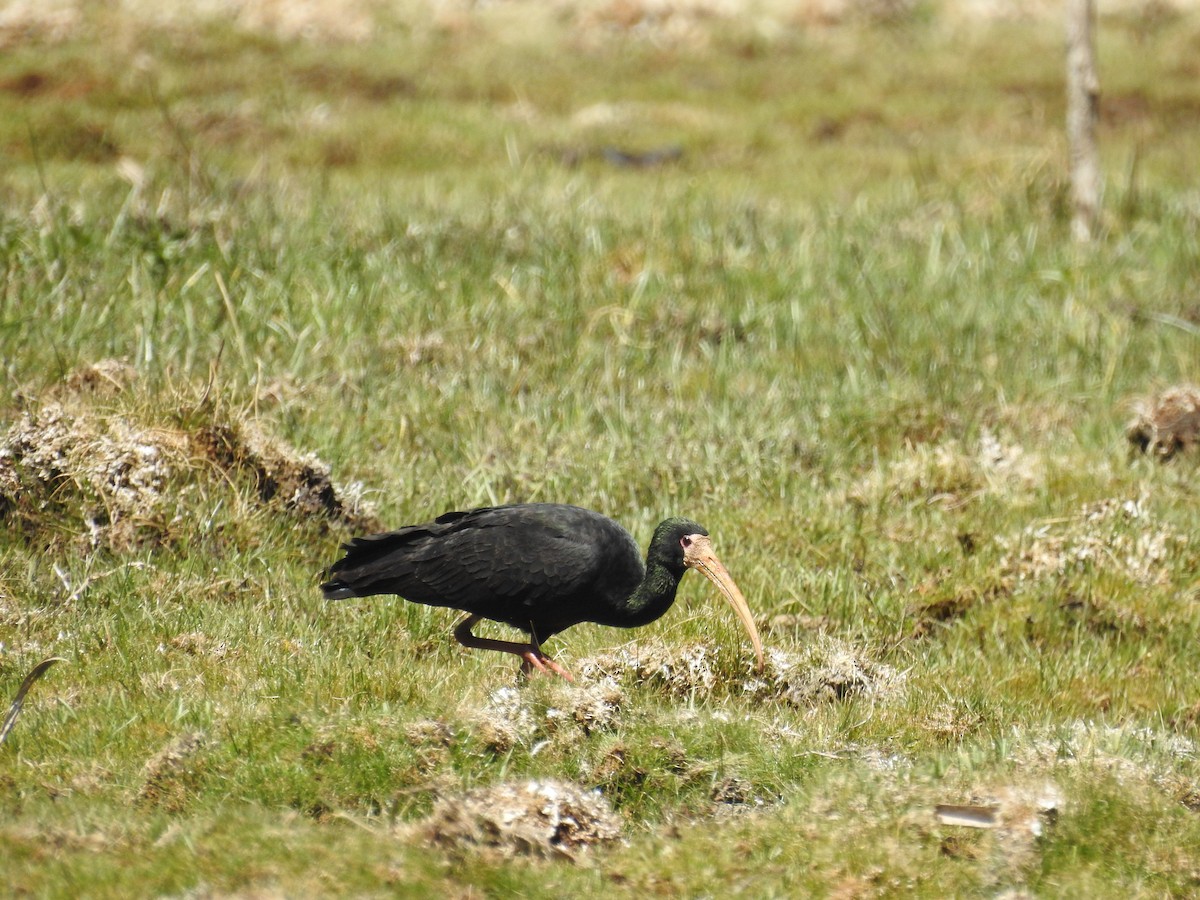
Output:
[{"xmin": 320, "ymin": 503, "xmax": 699, "ymax": 640}]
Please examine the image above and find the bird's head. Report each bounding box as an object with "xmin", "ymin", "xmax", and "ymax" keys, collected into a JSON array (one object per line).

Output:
[
  {"xmin": 651, "ymin": 517, "xmax": 765, "ymax": 672},
  {"xmin": 649, "ymin": 517, "xmax": 709, "ymax": 575}
]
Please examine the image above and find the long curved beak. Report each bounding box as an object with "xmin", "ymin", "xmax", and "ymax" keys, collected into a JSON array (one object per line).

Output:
[{"xmin": 683, "ymin": 535, "xmax": 764, "ymax": 672}]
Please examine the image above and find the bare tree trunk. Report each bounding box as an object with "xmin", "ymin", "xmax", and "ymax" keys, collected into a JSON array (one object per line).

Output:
[{"xmin": 1066, "ymin": 0, "xmax": 1100, "ymax": 242}]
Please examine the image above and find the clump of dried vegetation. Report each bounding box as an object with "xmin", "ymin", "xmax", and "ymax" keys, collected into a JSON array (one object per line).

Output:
[
  {"xmin": 1127, "ymin": 384, "xmax": 1200, "ymax": 460},
  {"xmin": 577, "ymin": 635, "xmax": 904, "ymax": 708},
  {"xmin": 749, "ymin": 638, "xmax": 906, "ymax": 706},
  {"xmin": 471, "ymin": 686, "xmax": 537, "ymax": 753},
  {"xmin": 470, "ymin": 679, "xmax": 626, "ymax": 754},
  {"xmin": 0, "ymin": 361, "xmax": 379, "ymax": 552},
  {"xmin": 418, "ymin": 779, "xmax": 622, "ymax": 861}
]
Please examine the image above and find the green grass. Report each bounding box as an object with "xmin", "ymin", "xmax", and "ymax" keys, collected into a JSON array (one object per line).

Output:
[{"xmin": 3, "ymin": 3, "xmax": 1200, "ymax": 896}]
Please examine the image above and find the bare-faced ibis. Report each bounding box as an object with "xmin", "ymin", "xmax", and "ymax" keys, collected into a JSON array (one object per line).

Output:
[{"xmin": 320, "ymin": 503, "xmax": 764, "ymax": 680}]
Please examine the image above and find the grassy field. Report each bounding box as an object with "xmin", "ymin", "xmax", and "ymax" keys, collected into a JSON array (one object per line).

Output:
[{"xmin": 3, "ymin": 1, "xmax": 1200, "ymax": 896}]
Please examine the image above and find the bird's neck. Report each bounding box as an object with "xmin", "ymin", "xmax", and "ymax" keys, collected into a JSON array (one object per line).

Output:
[{"xmin": 619, "ymin": 559, "xmax": 685, "ymax": 627}]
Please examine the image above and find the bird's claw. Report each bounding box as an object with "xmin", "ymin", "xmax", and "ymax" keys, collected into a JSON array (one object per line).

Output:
[{"xmin": 520, "ymin": 650, "xmax": 574, "ymax": 682}]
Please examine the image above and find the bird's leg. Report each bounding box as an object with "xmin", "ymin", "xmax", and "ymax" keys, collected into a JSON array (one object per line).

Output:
[{"xmin": 453, "ymin": 614, "xmax": 574, "ymax": 682}]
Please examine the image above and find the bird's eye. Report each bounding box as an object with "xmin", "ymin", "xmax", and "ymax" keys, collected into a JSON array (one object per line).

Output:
[{"xmin": 680, "ymin": 536, "xmax": 692, "ymax": 549}]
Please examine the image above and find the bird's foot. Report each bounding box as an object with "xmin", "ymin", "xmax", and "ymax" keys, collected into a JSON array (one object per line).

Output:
[{"xmin": 520, "ymin": 650, "xmax": 574, "ymax": 682}]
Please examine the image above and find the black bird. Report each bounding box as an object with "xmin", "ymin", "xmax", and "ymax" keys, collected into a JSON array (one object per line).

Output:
[{"xmin": 321, "ymin": 503, "xmax": 764, "ymax": 680}]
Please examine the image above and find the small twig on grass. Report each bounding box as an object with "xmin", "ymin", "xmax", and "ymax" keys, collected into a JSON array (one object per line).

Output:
[{"xmin": 0, "ymin": 657, "xmax": 67, "ymax": 747}]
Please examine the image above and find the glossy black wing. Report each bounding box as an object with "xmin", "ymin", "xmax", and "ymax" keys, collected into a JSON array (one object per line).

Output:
[{"xmin": 321, "ymin": 504, "xmax": 641, "ymax": 633}]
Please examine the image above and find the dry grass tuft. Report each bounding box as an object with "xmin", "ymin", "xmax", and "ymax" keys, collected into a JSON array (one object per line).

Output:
[
  {"xmin": 578, "ymin": 642, "xmax": 724, "ymax": 698},
  {"xmin": 136, "ymin": 731, "xmax": 207, "ymax": 812},
  {"xmin": 60, "ymin": 359, "xmax": 139, "ymax": 397},
  {"xmin": 555, "ymin": 677, "xmax": 625, "ymax": 735},
  {"xmin": 921, "ymin": 699, "xmax": 985, "ymax": 741},
  {"xmin": 405, "ymin": 718, "xmax": 455, "ymax": 747},
  {"xmin": 1127, "ymin": 385, "xmax": 1200, "ymax": 460},
  {"xmin": 419, "ymin": 779, "xmax": 622, "ymax": 861},
  {"xmin": 471, "ymin": 686, "xmax": 536, "ymax": 753},
  {"xmin": 164, "ymin": 631, "xmax": 232, "ymax": 660},
  {"xmin": 405, "ymin": 719, "xmax": 456, "ymax": 774},
  {"xmin": 710, "ymin": 774, "xmax": 756, "ymax": 805},
  {"xmin": 577, "ymin": 636, "xmax": 904, "ymax": 707},
  {"xmin": 750, "ymin": 638, "xmax": 906, "ymax": 707},
  {"xmin": 1000, "ymin": 497, "xmax": 1183, "ymax": 585},
  {"xmin": 470, "ymin": 679, "xmax": 626, "ymax": 755}
]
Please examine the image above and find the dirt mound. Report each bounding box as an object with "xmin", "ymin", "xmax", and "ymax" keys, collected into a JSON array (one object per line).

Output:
[
  {"xmin": 0, "ymin": 361, "xmax": 379, "ymax": 551},
  {"xmin": 420, "ymin": 779, "xmax": 621, "ymax": 861},
  {"xmin": 1127, "ymin": 385, "xmax": 1200, "ymax": 460},
  {"xmin": 190, "ymin": 418, "xmax": 372, "ymax": 524}
]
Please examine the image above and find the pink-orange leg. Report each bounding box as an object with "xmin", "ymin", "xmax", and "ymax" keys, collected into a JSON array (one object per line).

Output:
[{"xmin": 453, "ymin": 614, "xmax": 574, "ymax": 682}]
